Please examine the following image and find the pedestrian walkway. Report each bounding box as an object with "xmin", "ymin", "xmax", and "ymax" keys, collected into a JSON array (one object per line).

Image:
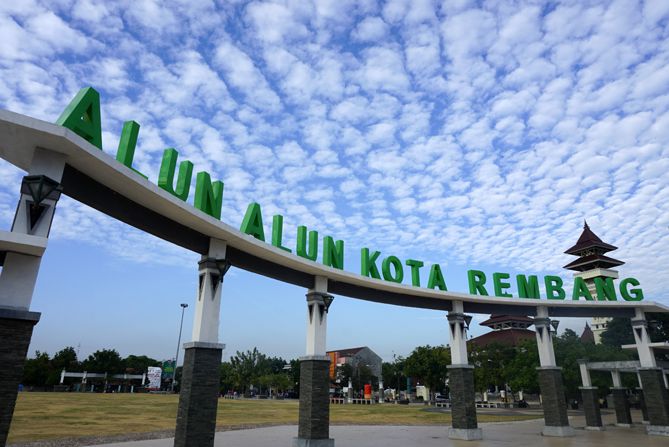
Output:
[{"xmin": 86, "ymin": 412, "xmax": 667, "ymax": 447}]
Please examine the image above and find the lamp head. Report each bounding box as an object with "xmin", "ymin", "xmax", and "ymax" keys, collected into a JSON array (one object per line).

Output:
[{"xmin": 180, "ymin": 303, "xmax": 188, "ymax": 309}]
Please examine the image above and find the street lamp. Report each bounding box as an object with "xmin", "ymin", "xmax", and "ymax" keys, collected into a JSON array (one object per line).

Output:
[{"xmin": 171, "ymin": 303, "xmax": 188, "ymax": 392}]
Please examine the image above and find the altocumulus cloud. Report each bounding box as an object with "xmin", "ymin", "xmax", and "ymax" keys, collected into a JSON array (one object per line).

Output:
[{"xmin": 0, "ymin": 0, "xmax": 668, "ymax": 303}]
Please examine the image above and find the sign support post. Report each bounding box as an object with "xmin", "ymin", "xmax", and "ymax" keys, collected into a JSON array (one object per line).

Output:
[
  {"xmin": 294, "ymin": 276, "xmax": 334, "ymax": 447},
  {"xmin": 534, "ymin": 306, "xmax": 574, "ymax": 437},
  {"xmin": 447, "ymin": 300, "xmax": 481, "ymax": 441},
  {"xmin": 174, "ymin": 239, "xmax": 227, "ymax": 447},
  {"xmin": 0, "ymin": 148, "xmax": 65, "ymax": 447}
]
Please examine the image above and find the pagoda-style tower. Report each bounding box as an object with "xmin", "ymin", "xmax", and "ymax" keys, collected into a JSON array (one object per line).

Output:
[
  {"xmin": 563, "ymin": 221, "xmax": 624, "ymax": 273},
  {"xmin": 564, "ymin": 221, "xmax": 624, "ymax": 343}
]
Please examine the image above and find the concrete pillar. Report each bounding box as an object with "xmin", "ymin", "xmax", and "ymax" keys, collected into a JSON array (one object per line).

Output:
[
  {"xmin": 580, "ymin": 387, "xmax": 604, "ymax": 430},
  {"xmin": 294, "ymin": 276, "xmax": 334, "ymax": 447},
  {"xmin": 0, "ymin": 149, "xmax": 65, "ymax": 447},
  {"xmin": 612, "ymin": 387, "xmax": 632, "ymax": 427},
  {"xmin": 636, "ymin": 388, "xmax": 649, "ymax": 424},
  {"xmin": 447, "ymin": 301, "xmax": 481, "ymax": 441},
  {"xmin": 578, "ymin": 360, "xmax": 603, "ymax": 430},
  {"xmin": 378, "ymin": 380, "xmax": 384, "ymax": 403},
  {"xmin": 633, "ymin": 309, "xmax": 669, "ymax": 437},
  {"xmin": 174, "ymin": 239, "xmax": 227, "ymax": 447},
  {"xmin": 534, "ymin": 307, "xmax": 574, "ymax": 437}
]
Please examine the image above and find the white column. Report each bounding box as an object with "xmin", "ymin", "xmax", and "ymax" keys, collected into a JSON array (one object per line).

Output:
[
  {"xmin": 447, "ymin": 301, "xmax": 469, "ymax": 365},
  {"xmin": 535, "ymin": 306, "xmax": 557, "ymax": 366},
  {"xmin": 191, "ymin": 238, "xmax": 227, "ymax": 344},
  {"xmin": 0, "ymin": 148, "xmax": 66, "ymax": 310},
  {"xmin": 579, "ymin": 361, "xmax": 592, "ymax": 387},
  {"xmin": 632, "ymin": 308, "xmax": 656, "ymax": 368},
  {"xmin": 305, "ymin": 276, "xmax": 331, "ymax": 357},
  {"xmin": 378, "ymin": 379, "xmax": 384, "ymax": 404},
  {"xmin": 611, "ymin": 370, "xmax": 622, "ymax": 388}
]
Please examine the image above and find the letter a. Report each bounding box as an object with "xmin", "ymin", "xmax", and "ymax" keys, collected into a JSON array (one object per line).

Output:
[{"xmin": 56, "ymin": 87, "xmax": 103, "ymax": 149}]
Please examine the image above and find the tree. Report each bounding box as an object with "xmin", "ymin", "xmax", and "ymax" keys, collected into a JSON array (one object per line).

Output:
[
  {"xmin": 382, "ymin": 358, "xmax": 407, "ymax": 396},
  {"xmin": 403, "ymin": 345, "xmax": 450, "ymax": 398},
  {"xmin": 601, "ymin": 313, "xmax": 669, "ymax": 356},
  {"xmin": 23, "ymin": 351, "xmax": 51, "ymax": 387},
  {"xmin": 469, "ymin": 342, "xmax": 517, "ymax": 395},
  {"xmin": 124, "ymin": 355, "xmax": 160, "ymax": 374},
  {"xmin": 52, "ymin": 347, "xmax": 79, "ymax": 372},
  {"xmin": 230, "ymin": 348, "xmax": 268, "ymax": 394},
  {"xmin": 83, "ymin": 349, "xmax": 124, "ymax": 374}
]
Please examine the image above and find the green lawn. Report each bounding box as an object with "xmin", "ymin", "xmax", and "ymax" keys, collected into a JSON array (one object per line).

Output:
[{"xmin": 9, "ymin": 393, "xmax": 540, "ymax": 443}]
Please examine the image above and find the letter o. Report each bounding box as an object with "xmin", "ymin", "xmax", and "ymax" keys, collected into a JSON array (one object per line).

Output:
[{"xmin": 382, "ymin": 256, "xmax": 404, "ymax": 283}]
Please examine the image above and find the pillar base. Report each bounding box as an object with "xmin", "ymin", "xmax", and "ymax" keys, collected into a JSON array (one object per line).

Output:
[
  {"xmin": 0, "ymin": 309, "xmax": 40, "ymax": 447},
  {"xmin": 636, "ymin": 388, "xmax": 649, "ymax": 423},
  {"xmin": 449, "ymin": 428, "xmax": 482, "ymax": 440},
  {"xmin": 447, "ymin": 365, "xmax": 479, "ymax": 436},
  {"xmin": 293, "ymin": 437, "xmax": 334, "ymax": 447},
  {"xmin": 297, "ymin": 357, "xmax": 331, "ymax": 441},
  {"xmin": 638, "ymin": 368, "xmax": 669, "ymax": 427},
  {"xmin": 646, "ymin": 425, "xmax": 669, "ymax": 437},
  {"xmin": 537, "ymin": 367, "xmax": 571, "ymax": 434},
  {"xmin": 580, "ymin": 386, "xmax": 603, "ymax": 429},
  {"xmin": 584, "ymin": 426, "xmax": 606, "ymax": 431},
  {"xmin": 542, "ymin": 426, "xmax": 575, "ymax": 437},
  {"xmin": 174, "ymin": 342, "xmax": 224, "ymax": 447}
]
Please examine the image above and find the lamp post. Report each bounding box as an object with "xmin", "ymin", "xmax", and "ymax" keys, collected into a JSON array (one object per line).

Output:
[{"xmin": 171, "ymin": 303, "xmax": 188, "ymax": 392}]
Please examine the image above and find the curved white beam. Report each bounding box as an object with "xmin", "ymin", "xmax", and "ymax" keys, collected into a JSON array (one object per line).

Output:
[{"xmin": 1, "ymin": 110, "xmax": 667, "ymax": 317}]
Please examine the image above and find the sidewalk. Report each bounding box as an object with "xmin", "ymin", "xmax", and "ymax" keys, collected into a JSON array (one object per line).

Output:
[{"xmin": 86, "ymin": 413, "xmax": 667, "ymax": 447}]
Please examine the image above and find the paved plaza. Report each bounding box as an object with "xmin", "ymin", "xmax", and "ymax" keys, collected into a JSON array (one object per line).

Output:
[{"xmin": 85, "ymin": 411, "xmax": 666, "ymax": 447}]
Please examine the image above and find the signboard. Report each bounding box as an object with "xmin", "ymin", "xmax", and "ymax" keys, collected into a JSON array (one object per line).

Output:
[
  {"xmin": 147, "ymin": 366, "xmax": 162, "ymax": 390},
  {"xmin": 51, "ymin": 87, "xmax": 647, "ymax": 305}
]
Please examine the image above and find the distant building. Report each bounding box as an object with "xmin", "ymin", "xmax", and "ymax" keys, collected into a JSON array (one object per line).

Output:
[
  {"xmin": 326, "ymin": 346, "xmax": 382, "ymax": 381},
  {"xmin": 590, "ymin": 317, "xmax": 611, "ymax": 344},
  {"xmin": 469, "ymin": 315, "xmax": 535, "ymax": 347},
  {"xmin": 580, "ymin": 322, "xmax": 595, "ymax": 344}
]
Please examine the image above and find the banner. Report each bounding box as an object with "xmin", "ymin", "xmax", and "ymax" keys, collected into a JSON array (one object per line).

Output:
[{"xmin": 147, "ymin": 366, "xmax": 162, "ymax": 390}]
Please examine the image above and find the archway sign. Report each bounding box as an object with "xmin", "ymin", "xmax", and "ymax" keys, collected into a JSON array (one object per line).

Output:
[{"xmin": 0, "ymin": 88, "xmax": 667, "ymax": 446}]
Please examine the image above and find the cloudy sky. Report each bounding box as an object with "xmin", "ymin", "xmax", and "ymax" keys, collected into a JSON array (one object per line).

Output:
[{"xmin": 1, "ymin": 0, "xmax": 668, "ymax": 363}]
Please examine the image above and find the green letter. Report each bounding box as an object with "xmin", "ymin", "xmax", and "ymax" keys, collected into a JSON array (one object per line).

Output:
[
  {"xmin": 297, "ymin": 226, "xmax": 318, "ymax": 261},
  {"xmin": 468, "ymin": 270, "xmax": 488, "ymax": 295},
  {"xmin": 56, "ymin": 87, "xmax": 102, "ymax": 149},
  {"xmin": 493, "ymin": 272, "xmax": 512, "ymax": 297},
  {"xmin": 572, "ymin": 277, "xmax": 594, "ymax": 300},
  {"xmin": 545, "ymin": 276, "xmax": 565, "ymax": 300},
  {"xmin": 323, "ymin": 236, "xmax": 344, "ymax": 269},
  {"xmin": 158, "ymin": 148, "xmax": 193, "ymax": 201},
  {"xmin": 620, "ymin": 278, "xmax": 644, "ymax": 301},
  {"xmin": 516, "ymin": 275, "xmax": 540, "ymax": 299},
  {"xmin": 405, "ymin": 259, "xmax": 423, "ymax": 286},
  {"xmin": 193, "ymin": 172, "xmax": 223, "ymax": 219},
  {"xmin": 240, "ymin": 202, "xmax": 264, "ymax": 241},
  {"xmin": 382, "ymin": 256, "xmax": 403, "ymax": 283},
  {"xmin": 271, "ymin": 215, "xmax": 291, "ymax": 252},
  {"xmin": 361, "ymin": 248, "xmax": 381, "ymax": 279},
  {"xmin": 594, "ymin": 277, "xmax": 616, "ymax": 301},
  {"xmin": 115, "ymin": 121, "xmax": 147, "ymax": 178},
  {"xmin": 427, "ymin": 264, "xmax": 447, "ymax": 291}
]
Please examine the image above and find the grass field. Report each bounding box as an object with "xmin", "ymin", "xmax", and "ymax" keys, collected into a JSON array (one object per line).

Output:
[{"xmin": 9, "ymin": 393, "xmax": 541, "ymax": 443}]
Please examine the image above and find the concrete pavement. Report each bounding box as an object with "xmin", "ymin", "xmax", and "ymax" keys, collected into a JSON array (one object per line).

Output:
[{"xmin": 86, "ymin": 411, "xmax": 667, "ymax": 447}]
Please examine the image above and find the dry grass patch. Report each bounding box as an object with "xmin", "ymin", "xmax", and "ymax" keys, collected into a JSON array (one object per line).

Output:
[{"xmin": 9, "ymin": 393, "xmax": 540, "ymax": 443}]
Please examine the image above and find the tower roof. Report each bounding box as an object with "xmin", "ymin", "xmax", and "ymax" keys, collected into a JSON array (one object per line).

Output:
[
  {"xmin": 562, "ymin": 253, "xmax": 625, "ymax": 271},
  {"xmin": 479, "ymin": 314, "xmax": 534, "ymax": 327},
  {"xmin": 564, "ymin": 221, "xmax": 618, "ymax": 255}
]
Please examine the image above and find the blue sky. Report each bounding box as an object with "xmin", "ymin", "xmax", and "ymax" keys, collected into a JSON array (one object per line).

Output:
[{"xmin": 1, "ymin": 0, "xmax": 669, "ymax": 363}]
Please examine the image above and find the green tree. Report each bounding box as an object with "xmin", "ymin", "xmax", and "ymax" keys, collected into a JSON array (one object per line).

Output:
[
  {"xmin": 230, "ymin": 348, "xmax": 268, "ymax": 394},
  {"xmin": 403, "ymin": 345, "xmax": 450, "ymax": 398},
  {"xmin": 51, "ymin": 347, "xmax": 79, "ymax": 372},
  {"xmin": 23, "ymin": 351, "xmax": 51, "ymax": 387},
  {"xmin": 83, "ymin": 349, "xmax": 125, "ymax": 374},
  {"xmin": 124, "ymin": 355, "xmax": 160, "ymax": 374}
]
